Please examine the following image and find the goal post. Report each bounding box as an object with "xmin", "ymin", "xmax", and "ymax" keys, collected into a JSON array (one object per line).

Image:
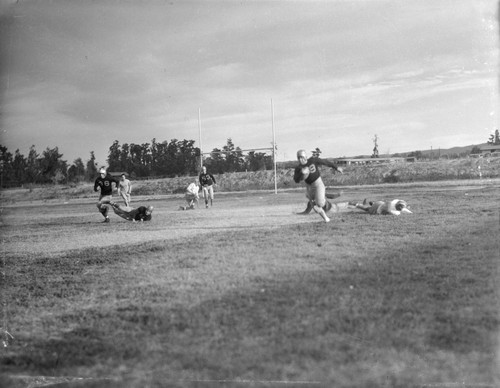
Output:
[
  {"xmin": 271, "ymin": 98, "xmax": 277, "ymax": 195},
  {"xmin": 198, "ymin": 108, "xmax": 203, "ymax": 172},
  {"xmin": 197, "ymin": 101, "xmax": 278, "ymax": 194}
]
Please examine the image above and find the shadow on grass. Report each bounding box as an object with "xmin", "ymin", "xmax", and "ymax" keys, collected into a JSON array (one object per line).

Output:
[{"xmin": 3, "ymin": 208, "xmax": 499, "ymax": 387}]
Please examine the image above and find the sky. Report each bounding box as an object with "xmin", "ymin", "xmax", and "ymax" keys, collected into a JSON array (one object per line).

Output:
[{"xmin": 0, "ymin": 0, "xmax": 498, "ymax": 166}]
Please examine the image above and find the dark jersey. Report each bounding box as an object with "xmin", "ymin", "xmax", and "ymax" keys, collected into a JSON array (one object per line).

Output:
[
  {"xmin": 293, "ymin": 157, "xmax": 340, "ymax": 185},
  {"xmin": 199, "ymin": 172, "xmax": 216, "ymax": 187},
  {"xmin": 130, "ymin": 206, "xmax": 152, "ymax": 221},
  {"xmin": 94, "ymin": 175, "xmax": 119, "ymax": 195}
]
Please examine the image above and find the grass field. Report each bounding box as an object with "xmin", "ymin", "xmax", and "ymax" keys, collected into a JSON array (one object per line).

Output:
[{"xmin": 1, "ymin": 180, "xmax": 500, "ymax": 388}]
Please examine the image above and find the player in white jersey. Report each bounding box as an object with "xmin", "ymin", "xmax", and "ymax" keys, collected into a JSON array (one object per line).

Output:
[{"xmin": 180, "ymin": 181, "xmax": 200, "ymax": 210}]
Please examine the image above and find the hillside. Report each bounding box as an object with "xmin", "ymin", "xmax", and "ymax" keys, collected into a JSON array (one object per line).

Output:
[
  {"xmin": 397, "ymin": 143, "xmax": 486, "ymax": 158},
  {"xmin": 278, "ymin": 144, "xmax": 486, "ymax": 166},
  {"xmin": 339, "ymin": 143, "xmax": 485, "ymax": 159}
]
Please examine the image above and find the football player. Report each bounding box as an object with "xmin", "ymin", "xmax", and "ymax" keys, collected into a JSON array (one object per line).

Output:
[
  {"xmin": 94, "ymin": 168, "xmax": 120, "ymax": 223},
  {"xmin": 293, "ymin": 149, "xmax": 343, "ymax": 223},
  {"xmin": 111, "ymin": 202, "xmax": 154, "ymax": 222},
  {"xmin": 180, "ymin": 180, "xmax": 200, "ymax": 210},
  {"xmin": 199, "ymin": 166, "xmax": 216, "ymax": 208},
  {"xmin": 351, "ymin": 199, "xmax": 412, "ymax": 215}
]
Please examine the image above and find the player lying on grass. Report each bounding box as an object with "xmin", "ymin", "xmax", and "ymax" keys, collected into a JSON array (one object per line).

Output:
[
  {"xmin": 180, "ymin": 181, "xmax": 200, "ymax": 210},
  {"xmin": 297, "ymin": 191, "xmax": 344, "ymax": 215},
  {"xmin": 293, "ymin": 149, "xmax": 343, "ymax": 223},
  {"xmin": 110, "ymin": 202, "xmax": 154, "ymax": 222},
  {"xmin": 348, "ymin": 199, "xmax": 412, "ymax": 215}
]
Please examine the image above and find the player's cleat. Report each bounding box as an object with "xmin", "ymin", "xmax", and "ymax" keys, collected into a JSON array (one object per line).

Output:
[
  {"xmin": 180, "ymin": 206, "xmax": 186, "ymax": 210},
  {"xmin": 189, "ymin": 204, "xmax": 195, "ymax": 210},
  {"xmin": 103, "ymin": 217, "xmax": 110, "ymax": 223},
  {"xmin": 313, "ymin": 205, "xmax": 330, "ymax": 223}
]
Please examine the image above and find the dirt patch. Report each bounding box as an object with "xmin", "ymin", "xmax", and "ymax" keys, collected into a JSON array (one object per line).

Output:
[{"xmin": 2, "ymin": 180, "xmax": 498, "ymax": 257}]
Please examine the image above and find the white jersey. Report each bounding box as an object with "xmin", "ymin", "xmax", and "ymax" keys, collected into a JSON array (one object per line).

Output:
[
  {"xmin": 119, "ymin": 178, "xmax": 131, "ymax": 194},
  {"xmin": 186, "ymin": 182, "xmax": 199, "ymax": 197},
  {"xmin": 368, "ymin": 199, "xmax": 412, "ymax": 215}
]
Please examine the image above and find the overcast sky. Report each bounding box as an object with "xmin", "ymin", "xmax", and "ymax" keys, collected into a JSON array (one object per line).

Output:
[{"xmin": 1, "ymin": 0, "xmax": 498, "ymax": 166}]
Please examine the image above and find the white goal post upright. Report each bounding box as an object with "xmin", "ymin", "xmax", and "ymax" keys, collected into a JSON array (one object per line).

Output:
[
  {"xmin": 198, "ymin": 108, "xmax": 203, "ymax": 171},
  {"xmin": 271, "ymin": 98, "xmax": 277, "ymax": 195},
  {"xmin": 197, "ymin": 102, "xmax": 278, "ymax": 194}
]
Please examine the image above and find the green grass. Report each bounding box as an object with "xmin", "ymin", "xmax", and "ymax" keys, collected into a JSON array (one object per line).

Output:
[{"xmin": 1, "ymin": 183, "xmax": 499, "ymax": 387}]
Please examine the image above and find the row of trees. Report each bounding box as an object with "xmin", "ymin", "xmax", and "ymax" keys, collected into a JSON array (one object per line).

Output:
[
  {"xmin": 4, "ymin": 129, "xmax": 495, "ymax": 187},
  {"xmin": 107, "ymin": 138, "xmax": 199, "ymax": 177},
  {"xmin": 0, "ymin": 138, "xmax": 274, "ymax": 187},
  {"xmin": 107, "ymin": 137, "xmax": 274, "ymax": 176},
  {"xmin": 201, "ymin": 138, "xmax": 274, "ymax": 174},
  {"xmin": 0, "ymin": 144, "xmax": 100, "ymax": 187}
]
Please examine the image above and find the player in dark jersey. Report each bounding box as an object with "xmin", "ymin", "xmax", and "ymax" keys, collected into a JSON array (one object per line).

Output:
[
  {"xmin": 94, "ymin": 168, "xmax": 120, "ymax": 223},
  {"xmin": 293, "ymin": 149, "xmax": 343, "ymax": 222},
  {"xmin": 111, "ymin": 202, "xmax": 154, "ymax": 221},
  {"xmin": 199, "ymin": 165, "xmax": 216, "ymax": 208}
]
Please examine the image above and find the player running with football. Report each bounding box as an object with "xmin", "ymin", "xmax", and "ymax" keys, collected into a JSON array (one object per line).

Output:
[
  {"xmin": 293, "ymin": 149, "xmax": 343, "ymax": 223},
  {"xmin": 199, "ymin": 166, "xmax": 216, "ymax": 208},
  {"xmin": 94, "ymin": 168, "xmax": 120, "ymax": 223}
]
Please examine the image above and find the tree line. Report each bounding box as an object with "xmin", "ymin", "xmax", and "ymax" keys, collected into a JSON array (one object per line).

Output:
[
  {"xmin": 0, "ymin": 138, "xmax": 274, "ymax": 187},
  {"xmin": 5, "ymin": 129, "xmax": 493, "ymax": 188},
  {"xmin": 0, "ymin": 144, "xmax": 100, "ymax": 187},
  {"xmin": 107, "ymin": 137, "xmax": 273, "ymax": 176}
]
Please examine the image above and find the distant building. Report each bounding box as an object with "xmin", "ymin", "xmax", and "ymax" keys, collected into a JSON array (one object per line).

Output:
[
  {"xmin": 334, "ymin": 157, "xmax": 414, "ymax": 165},
  {"xmin": 479, "ymin": 145, "xmax": 500, "ymax": 156}
]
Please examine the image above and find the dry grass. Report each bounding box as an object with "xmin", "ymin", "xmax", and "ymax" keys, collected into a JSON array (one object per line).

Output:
[
  {"xmin": 1, "ymin": 157, "xmax": 499, "ymax": 205},
  {"xmin": 1, "ymin": 181, "xmax": 499, "ymax": 387}
]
